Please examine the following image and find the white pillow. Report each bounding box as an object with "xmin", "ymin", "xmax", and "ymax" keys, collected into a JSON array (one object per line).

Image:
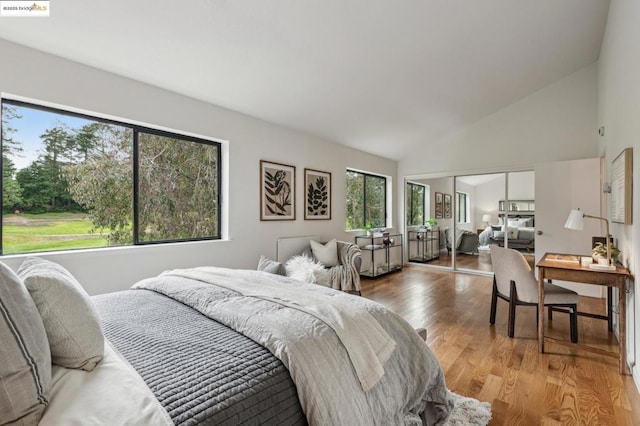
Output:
[
  {"xmin": 0, "ymin": 262, "xmax": 51, "ymax": 425},
  {"xmin": 506, "ymin": 226, "xmax": 519, "ymax": 239},
  {"xmin": 285, "ymin": 255, "xmax": 330, "ymax": 286},
  {"xmin": 257, "ymin": 255, "xmax": 285, "ymax": 275},
  {"xmin": 18, "ymin": 257, "xmax": 104, "ymax": 372},
  {"xmin": 310, "ymin": 239, "xmax": 339, "ymax": 267}
]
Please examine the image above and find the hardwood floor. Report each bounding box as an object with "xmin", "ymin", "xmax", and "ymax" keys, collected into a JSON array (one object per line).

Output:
[
  {"xmin": 418, "ymin": 248, "xmax": 534, "ymax": 272},
  {"xmin": 360, "ymin": 265, "xmax": 640, "ymax": 425}
]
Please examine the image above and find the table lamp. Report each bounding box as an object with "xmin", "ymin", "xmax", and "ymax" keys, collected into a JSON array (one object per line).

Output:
[
  {"xmin": 481, "ymin": 214, "xmax": 491, "ymax": 227},
  {"xmin": 564, "ymin": 208, "xmax": 615, "ymax": 270}
]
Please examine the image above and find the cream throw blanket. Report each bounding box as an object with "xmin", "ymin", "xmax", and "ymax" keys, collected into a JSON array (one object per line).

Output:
[{"xmin": 155, "ymin": 267, "xmax": 394, "ymax": 391}]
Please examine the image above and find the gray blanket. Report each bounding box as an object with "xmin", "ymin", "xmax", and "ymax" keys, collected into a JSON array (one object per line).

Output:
[
  {"xmin": 133, "ymin": 267, "xmax": 452, "ymax": 425},
  {"xmin": 93, "ymin": 290, "xmax": 306, "ymax": 426}
]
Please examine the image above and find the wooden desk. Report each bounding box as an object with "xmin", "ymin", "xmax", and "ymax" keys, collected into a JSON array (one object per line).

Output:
[{"xmin": 537, "ymin": 253, "xmax": 630, "ymax": 375}]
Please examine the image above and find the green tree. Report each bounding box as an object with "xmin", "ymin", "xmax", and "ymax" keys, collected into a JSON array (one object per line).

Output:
[
  {"xmin": 3, "ymin": 157, "xmax": 23, "ymax": 212},
  {"xmin": 137, "ymin": 132, "xmax": 219, "ymax": 241},
  {"xmin": 15, "ymin": 160, "xmax": 54, "ymax": 212},
  {"xmin": 2, "ymin": 104, "xmax": 24, "ymax": 212},
  {"xmin": 63, "ymin": 124, "xmax": 133, "ymax": 245}
]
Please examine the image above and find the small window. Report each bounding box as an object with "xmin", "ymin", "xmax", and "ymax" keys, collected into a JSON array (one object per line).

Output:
[
  {"xmin": 456, "ymin": 192, "xmax": 469, "ymax": 223},
  {"xmin": 346, "ymin": 169, "xmax": 386, "ymax": 230},
  {"xmin": 406, "ymin": 182, "xmax": 425, "ymax": 226}
]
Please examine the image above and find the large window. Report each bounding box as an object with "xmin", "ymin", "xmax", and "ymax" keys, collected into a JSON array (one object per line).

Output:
[
  {"xmin": 406, "ymin": 182, "xmax": 425, "ymax": 226},
  {"xmin": 456, "ymin": 191, "xmax": 469, "ymax": 223},
  {"xmin": 345, "ymin": 169, "xmax": 386, "ymax": 230},
  {"xmin": 1, "ymin": 99, "xmax": 221, "ymax": 255}
]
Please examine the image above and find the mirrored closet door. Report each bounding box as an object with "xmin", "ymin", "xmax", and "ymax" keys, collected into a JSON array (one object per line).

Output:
[{"xmin": 405, "ymin": 170, "xmax": 535, "ymax": 275}]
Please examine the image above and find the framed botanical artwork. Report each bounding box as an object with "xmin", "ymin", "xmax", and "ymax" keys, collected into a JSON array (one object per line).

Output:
[
  {"xmin": 434, "ymin": 192, "xmax": 443, "ymax": 219},
  {"xmin": 260, "ymin": 160, "xmax": 296, "ymax": 220},
  {"xmin": 304, "ymin": 168, "xmax": 331, "ymax": 220},
  {"xmin": 610, "ymin": 147, "xmax": 632, "ymax": 224},
  {"xmin": 444, "ymin": 193, "xmax": 452, "ymax": 218}
]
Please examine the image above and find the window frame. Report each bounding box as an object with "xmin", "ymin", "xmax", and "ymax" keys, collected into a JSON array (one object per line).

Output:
[
  {"xmin": 345, "ymin": 169, "xmax": 387, "ymax": 230},
  {"xmin": 456, "ymin": 191, "xmax": 470, "ymax": 224},
  {"xmin": 1, "ymin": 98, "xmax": 223, "ymax": 255},
  {"xmin": 406, "ymin": 182, "xmax": 426, "ymax": 226}
]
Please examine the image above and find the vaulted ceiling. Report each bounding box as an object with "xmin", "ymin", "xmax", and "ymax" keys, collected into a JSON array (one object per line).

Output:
[{"xmin": 0, "ymin": 0, "xmax": 610, "ymax": 160}]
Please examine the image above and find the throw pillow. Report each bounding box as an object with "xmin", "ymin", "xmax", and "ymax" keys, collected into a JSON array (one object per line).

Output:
[
  {"xmin": 18, "ymin": 257, "xmax": 104, "ymax": 372},
  {"xmin": 506, "ymin": 226, "xmax": 519, "ymax": 239},
  {"xmin": 310, "ymin": 239, "xmax": 339, "ymax": 267},
  {"xmin": 0, "ymin": 262, "xmax": 51, "ymax": 425},
  {"xmin": 285, "ymin": 255, "xmax": 330, "ymax": 285},
  {"xmin": 257, "ymin": 255, "xmax": 286, "ymax": 276}
]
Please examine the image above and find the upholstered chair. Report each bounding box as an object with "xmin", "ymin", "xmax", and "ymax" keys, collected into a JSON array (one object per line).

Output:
[{"xmin": 489, "ymin": 245, "xmax": 579, "ymax": 343}]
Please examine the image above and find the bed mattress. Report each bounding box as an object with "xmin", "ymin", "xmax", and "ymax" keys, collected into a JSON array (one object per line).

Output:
[{"xmin": 92, "ymin": 289, "xmax": 306, "ymax": 426}]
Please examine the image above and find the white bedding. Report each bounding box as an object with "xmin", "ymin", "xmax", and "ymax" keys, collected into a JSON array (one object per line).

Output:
[
  {"xmin": 39, "ymin": 340, "xmax": 172, "ymax": 426},
  {"xmin": 133, "ymin": 267, "xmax": 452, "ymax": 425}
]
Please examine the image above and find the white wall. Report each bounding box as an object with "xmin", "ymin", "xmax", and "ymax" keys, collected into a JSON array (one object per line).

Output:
[
  {"xmin": 0, "ymin": 39, "xmax": 397, "ymax": 295},
  {"xmin": 598, "ymin": 0, "xmax": 640, "ymax": 388}
]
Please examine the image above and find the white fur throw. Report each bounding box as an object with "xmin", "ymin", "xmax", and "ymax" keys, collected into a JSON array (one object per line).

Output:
[{"xmin": 285, "ymin": 255, "xmax": 330, "ymax": 286}]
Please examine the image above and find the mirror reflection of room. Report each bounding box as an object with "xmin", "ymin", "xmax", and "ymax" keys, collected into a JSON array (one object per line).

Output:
[
  {"xmin": 407, "ymin": 171, "xmax": 535, "ymax": 274},
  {"xmin": 405, "ymin": 177, "xmax": 453, "ymax": 269}
]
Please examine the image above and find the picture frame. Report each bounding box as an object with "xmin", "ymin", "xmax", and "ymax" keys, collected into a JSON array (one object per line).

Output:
[
  {"xmin": 444, "ymin": 193, "xmax": 452, "ymax": 219},
  {"xmin": 610, "ymin": 147, "xmax": 632, "ymax": 224},
  {"xmin": 304, "ymin": 168, "xmax": 331, "ymax": 220},
  {"xmin": 260, "ymin": 160, "xmax": 296, "ymax": 221},
  {"xmin": 434, "ymin": 192, "xmax": 443, "ymax": 219}
]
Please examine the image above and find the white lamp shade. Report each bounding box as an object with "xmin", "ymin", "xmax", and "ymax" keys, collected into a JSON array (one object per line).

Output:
[
  {"xmin": 564, "ymin": 209, "xmax": 584, "ymax": 230},
  {"xmin": 481, "ymin": 214, "xmax": 491, "ymax": 223}
]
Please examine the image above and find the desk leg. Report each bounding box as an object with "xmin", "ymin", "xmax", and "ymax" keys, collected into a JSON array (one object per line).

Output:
[
  {"xmin": 608, "ymin": 287, "xmax": 613, "ymax": 332},
  {"xmin": 619, "ymin": 278, "xmax": 629, "ymax": 375},
  {"xmin": 538, "ymin": 269, "xmax": 544, "ymax": 353}
]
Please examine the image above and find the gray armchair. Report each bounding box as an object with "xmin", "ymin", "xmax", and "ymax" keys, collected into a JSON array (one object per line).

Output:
[{"xmin": 489, "ymin": 245, "xmax": 578, "ymax": 342}]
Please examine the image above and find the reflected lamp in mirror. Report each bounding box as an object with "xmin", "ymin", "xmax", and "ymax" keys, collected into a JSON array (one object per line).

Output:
[
  {"xmin": 564, "ymin": 208, "xmax": 615, "ymax": 270},
  {"xmin": 481, "ymin": 214, "xmax": 491, "ymax": 227}
]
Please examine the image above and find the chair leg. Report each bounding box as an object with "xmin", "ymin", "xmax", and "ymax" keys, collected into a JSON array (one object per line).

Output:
[
  {"xmin": 508, "ymin": 280, "xmax": 517, "ymax": 338},
  {"xmin": 548, "ymin": 306, "xmax": 553, "ymax": 321},
  {"xmin": 570, "ymin": 304, "xmax": 578, "ymax": 343},
  {"xmin": 490, "ymin": 277, "xmax": 498, "ymax": 325}
]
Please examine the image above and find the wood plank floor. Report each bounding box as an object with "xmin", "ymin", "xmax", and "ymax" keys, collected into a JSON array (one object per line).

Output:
[{"xmin": 361, "ymin": 265, "xmax": 640, "ymax": 425}]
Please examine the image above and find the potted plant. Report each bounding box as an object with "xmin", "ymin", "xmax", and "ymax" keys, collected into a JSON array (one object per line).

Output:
[
  {"xmin": 592, "ymin": 242, "xmax": 620, "ymax": 264},
  {"xmin": 363, "ymin": 222, "xmax": 374, "ymax": 237},
  {"xmin": 426, "ymin": 218, "xmax": 437, "ymax": 230}
]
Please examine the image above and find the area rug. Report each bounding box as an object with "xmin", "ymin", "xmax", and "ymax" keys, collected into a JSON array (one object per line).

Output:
[{"xmin": 444, "ymin": 391, "xmax": 492, "ymax": 426}]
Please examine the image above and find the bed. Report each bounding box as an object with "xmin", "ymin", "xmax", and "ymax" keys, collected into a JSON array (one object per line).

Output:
[
  {"xmin": 484, "ymin": 215, "xmax": 535, "ymax": 251},
  {"xmin": 442, "ymin": 228, "xmax": 479, "ymax": 254},
  {"xmin": 1, "ymin": 257, "xmax": 455, "ymax": 425}
]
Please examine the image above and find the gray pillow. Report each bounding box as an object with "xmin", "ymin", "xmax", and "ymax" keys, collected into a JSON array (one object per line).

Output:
[
  {"xmin": 257, "ymin": 255, "xmax": 286, "ymax": 275},
  {"xmin": 18, "ymin": 257, "xmax": 104, "ymax": 372},
  {"xmin": 0, "ymin": 262, "xmax": 51, "ymax": 425}
]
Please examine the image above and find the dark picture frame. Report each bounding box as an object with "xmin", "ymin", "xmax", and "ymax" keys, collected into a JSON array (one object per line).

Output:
[
  {"xmin": 304, "ymin": 168, "xmax": 331, "ymax": 220},
  {"xmin": 610, "ymin": 147, "xmax": 632, "ymax": 224},
  {"xmin": 260, "ymin": 160, "xmax": 296, "ymax": 220},
  {"xmin": 434, "ymin": 192, "xmax": 443, "ymax": 219},
  {"xmin": 444, "ymin": 193, "xmax": 452, "ymax": 218}
]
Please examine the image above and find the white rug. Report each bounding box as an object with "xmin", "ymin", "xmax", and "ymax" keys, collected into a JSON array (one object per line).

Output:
[{"xmin": 444, "ymin": 391, "xmax": 492, "ymax": 426}]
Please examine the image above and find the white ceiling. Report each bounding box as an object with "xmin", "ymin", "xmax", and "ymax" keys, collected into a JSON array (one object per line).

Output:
[{"xmin": 0, "ymin": 0, "xmax": 610, "ymax": 160}]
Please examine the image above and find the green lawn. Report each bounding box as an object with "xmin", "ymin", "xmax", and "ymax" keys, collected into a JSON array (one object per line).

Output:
[{"xmin": 2, "ymin": 212, "xmax": 109, "ymax": 254}]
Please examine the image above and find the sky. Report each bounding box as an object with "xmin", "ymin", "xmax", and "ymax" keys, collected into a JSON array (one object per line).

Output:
[{"xmin": 2, "ymin": 104, "xmax": 93, "ymax": 170}]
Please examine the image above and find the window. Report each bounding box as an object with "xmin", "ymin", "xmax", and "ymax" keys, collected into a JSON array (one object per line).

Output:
[
  {"xmin": 1, "ymin": 99, "xmax": 222, "ymax": 255},
  {"xmin": 345, "ymin": 169, "xmax": 386, "ymax": 230},
  {"xmin": 456, "ymin": 192, "xmax": 469, "ymax": 223},
  {"xmin": 406, "ymin": 182, "xmax": 425, "ymax": 226}
]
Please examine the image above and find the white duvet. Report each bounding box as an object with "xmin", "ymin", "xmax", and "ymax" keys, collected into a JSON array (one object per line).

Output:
[{"xmin": 40, "ymin": 340, "xmax": 172, "ymax": 426}]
